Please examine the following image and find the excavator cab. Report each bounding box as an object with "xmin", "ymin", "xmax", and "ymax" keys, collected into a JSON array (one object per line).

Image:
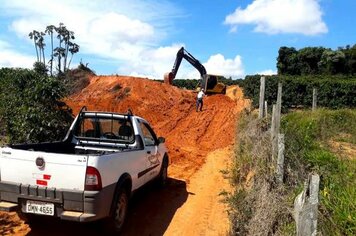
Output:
[{"xmin": 164, "ymin": 47, "xmax": 226, "ymax": 94}]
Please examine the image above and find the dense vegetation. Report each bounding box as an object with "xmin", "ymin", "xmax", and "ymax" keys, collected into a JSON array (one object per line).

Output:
[
  {"xmin": 242, "ymin": 75, "xmax": 356, "ymax": 109},
  {"xmin": 277, "ymin": 44, "xmax": 356, "ymax": 75},
  {"xmin": 229, "ymin": 109, "xmax": 356, "ymax": 235},
  {"xmin": 0, "ymin": 68, "xmax": 73, "ymax": 144}
]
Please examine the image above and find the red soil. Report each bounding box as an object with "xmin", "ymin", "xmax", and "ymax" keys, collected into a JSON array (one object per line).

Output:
[{"xmin": 64, "ymin": 75, "xmax": 247, "ymax": 180}]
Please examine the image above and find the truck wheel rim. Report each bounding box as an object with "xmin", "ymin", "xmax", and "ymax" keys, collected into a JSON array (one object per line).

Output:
[{"xmin": 115, "ymin": 193, "xmax": 127, "ymax": 228}]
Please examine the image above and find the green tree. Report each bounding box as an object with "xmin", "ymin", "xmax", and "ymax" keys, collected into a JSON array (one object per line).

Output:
[
  {"xmin": 0, "ymin": 68, "xmax": 73, "ymax": 143},
  {"xmin": 298, "ymin": 47, "xmax": 325, "ymax": 75},
  {"xmin": 36, "ymin": 32, "xmax": 46, "ymax": 64},
  {"xmin": 31, "ymin": 23, "xmax": 79, "ymax": 76},
  {"xmin": 342, "ymin": 44, "xmax": 356, "ymax": 75},
  {"xmin": 45, "ymin": 25, "xmax": 56, "ymax": 76},
  {"xmin": 68, "ymin": 42, "xmax": 80, "ymax": 69},
  {"xmin": 277, "ymin": 47, "xmax": 300, "ymax": 75},
  {"xmin": 318, "ymin": 49, "xmax": 346, "ymax": 74},
  {"xmin": 28, "ymin": 30, "xmax": 41, "ymax": 62}
]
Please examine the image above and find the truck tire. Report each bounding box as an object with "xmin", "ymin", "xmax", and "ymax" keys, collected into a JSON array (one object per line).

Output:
[
  {"xmin": 157, "ymin": 155, "xmax": 169, "ymax": 187},
  {"xmin": 111, "ymin": 187, "xmax": 129, "ymax": 233}
]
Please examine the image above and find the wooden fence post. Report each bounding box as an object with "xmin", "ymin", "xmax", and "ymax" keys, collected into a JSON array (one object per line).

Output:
[
  {"xmin": 259, "ymin": 76, "xmax": 265, "ymax": 119},
  {"xmin": 312, "ymin": 88, "xmax": 317, "ymax": 111}
]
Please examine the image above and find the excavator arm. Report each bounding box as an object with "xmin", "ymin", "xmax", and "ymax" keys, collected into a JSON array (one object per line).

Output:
[
  {"xmin": 164, "ymin": 47, "xmax": 227, "ymax": 94},
  {"xmin": 164, "ymin": 47, "xmax": 207, "ymax": 84}
]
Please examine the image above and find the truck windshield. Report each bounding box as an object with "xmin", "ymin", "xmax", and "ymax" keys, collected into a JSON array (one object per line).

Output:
[{"xmin": 74, "ymin": 116, "xmax": 134, "ymax": 143}]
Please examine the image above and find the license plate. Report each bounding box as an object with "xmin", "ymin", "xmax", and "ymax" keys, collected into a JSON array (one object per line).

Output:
[{"xmin": 25, "ymin": 200, "xmax": 54, "ymax": 216}]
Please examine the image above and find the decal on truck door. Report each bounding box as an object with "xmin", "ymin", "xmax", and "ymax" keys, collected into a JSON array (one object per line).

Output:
[{"xmin": 138, "ymin": 120, "xmax": 162, "ymax": 179}]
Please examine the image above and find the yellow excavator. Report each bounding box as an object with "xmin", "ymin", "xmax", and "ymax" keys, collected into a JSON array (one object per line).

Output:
[{"xmin": 164, "ymin": 47, "xmax": 226, "ymax": 94}]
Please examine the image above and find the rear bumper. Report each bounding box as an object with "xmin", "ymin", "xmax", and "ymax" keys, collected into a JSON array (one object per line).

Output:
[{"xmin": 0, "ymin": 181, "xmax": 115, "ymax": 222}]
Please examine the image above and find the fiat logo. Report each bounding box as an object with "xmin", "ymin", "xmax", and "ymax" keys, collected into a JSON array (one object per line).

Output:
[{"xmin": 35, "ymin": 157, "xmax": 45, "ymax": 170}]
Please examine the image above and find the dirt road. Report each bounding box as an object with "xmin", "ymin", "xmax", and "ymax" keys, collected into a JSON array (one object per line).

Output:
[
  {"xmin": 0, "ymin": 76, "xmax": 249, "ymax": 235},
  {"xmin": 164, "ymin": 147, "xmax": 233, "ymax": 236}
]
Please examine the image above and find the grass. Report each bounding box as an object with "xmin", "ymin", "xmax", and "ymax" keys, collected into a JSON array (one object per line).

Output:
[
  {"xmin": 228, "ymin": 108, "xmax": 356, "ymax": 235},
  {"xmin": 282, "ymin": 109, "xmax": 356, "ymax": 235}
]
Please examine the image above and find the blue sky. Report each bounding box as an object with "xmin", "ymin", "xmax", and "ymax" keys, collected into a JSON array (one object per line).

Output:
[{"xmin": 0, "ymin": 0, "xmax": 355, "ymax": 79}]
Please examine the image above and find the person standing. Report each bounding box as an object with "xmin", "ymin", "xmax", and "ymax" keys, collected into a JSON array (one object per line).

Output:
[{"xmin": 196, "ymin": 88, "xmax": 205, "ymax": 112}]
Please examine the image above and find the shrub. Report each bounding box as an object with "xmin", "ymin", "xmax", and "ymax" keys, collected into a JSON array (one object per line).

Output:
[{"xmin": 0, "ymin": 68, "xmax": 73, "ymax": 144}]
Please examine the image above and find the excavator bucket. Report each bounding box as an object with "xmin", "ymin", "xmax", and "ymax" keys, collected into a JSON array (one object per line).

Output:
[{"xmin": 164, "ymin": 72, "xmax": 174, "ymax": 85}]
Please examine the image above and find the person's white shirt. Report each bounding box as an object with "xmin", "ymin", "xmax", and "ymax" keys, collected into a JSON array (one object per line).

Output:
[{"xmin": 197, "ymin": 90, "xmax": 205, "ymax": 99}]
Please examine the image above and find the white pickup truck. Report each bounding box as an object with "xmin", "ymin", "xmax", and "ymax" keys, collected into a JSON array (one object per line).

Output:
[{"xmin": 0, "ymin": 107, "xmax": 169, "ymax": 232}]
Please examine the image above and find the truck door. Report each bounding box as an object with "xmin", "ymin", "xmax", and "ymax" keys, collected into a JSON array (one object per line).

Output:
[{"xmin": 139, "ymin": 122, "xmax": 162, "ymax": 182}]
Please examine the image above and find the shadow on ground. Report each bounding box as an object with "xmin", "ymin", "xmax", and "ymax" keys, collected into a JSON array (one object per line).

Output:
[{"xmin": 26, "ymin": 178, "xmax": 188, "ymax": 236}]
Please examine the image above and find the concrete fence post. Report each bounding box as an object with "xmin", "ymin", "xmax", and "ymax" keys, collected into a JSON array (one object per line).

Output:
[
  {"xmin": 276, "ymin": 133, "xmax": 285, "ymax": 183},
  {"xmin": 271, "ymin": 83, "xmax": 282, "ymax": 162},
  {"xmin": 294, "ymin": 174, "xmax": 320, "ymax": 236},
  {"xmin": 312, "ymin": 88, "xmax": 317, "ymax": 111},
  {"xmin": 275, "ymin": 83, "xmax": 282, "ymax": 134},
  {"xmin": 271, "ymin": 104, "xmax": 277, "ymax": 161},
  {"xmin": 264, "ymin": 101, "xmax": 268, "ymax": 118},
  {"xmin": 259, "ymin": 76, "xmax": 266, "ymax": 119}
]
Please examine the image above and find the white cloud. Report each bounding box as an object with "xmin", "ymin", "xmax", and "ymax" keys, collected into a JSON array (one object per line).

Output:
[
  {"xmin": 0, "ymin": 40, "xmax": 34, "ymax": 68},
  {"xmin": 119, "ymin": 44, "xmax": 189, "ymax": 79},
  {"xmin": 224, "ymin": 0, "xmax": 328, "ymax": 35},
  {"xmin": 0, "ymin": 0, "xmax": 185, "ymax": 77},
  {"xmin": 256, "ymin": 69, "xmax": 277, "ymax": 75},
  {"xmin": 185, "ymin": 54, "xmax": 244, "ymax": 79},
  {"xmin": 204, "ymin": 54, "xmax": 244, "ymax": 78},
  {"xmin": 0, "ymin": 0, "xmax": 246, "ymax": 79}
]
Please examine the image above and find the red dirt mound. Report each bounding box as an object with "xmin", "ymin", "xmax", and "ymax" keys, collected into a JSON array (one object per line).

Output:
[{"xmin": 65, "ymin": 75, "xmax": 248, "ymax": 180}]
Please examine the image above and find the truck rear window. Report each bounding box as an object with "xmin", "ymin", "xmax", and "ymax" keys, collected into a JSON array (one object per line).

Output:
[{"xmin": 74, "ymin": 116, "xmax": 134, "ymax": 143}]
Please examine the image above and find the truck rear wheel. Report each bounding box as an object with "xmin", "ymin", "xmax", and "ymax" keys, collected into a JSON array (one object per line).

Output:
[
  {"xmin": 113, "ymin": 188, "xmax": 128, "ymax": 232},
  {"xmin": 105, "ymin": 187, "xmax": 129, "ymax": 233}
]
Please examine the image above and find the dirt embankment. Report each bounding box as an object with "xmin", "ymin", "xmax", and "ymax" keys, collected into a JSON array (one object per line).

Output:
[{"xmin": 65, "ymin": 75, "xmax": 246, "ymax": 180}]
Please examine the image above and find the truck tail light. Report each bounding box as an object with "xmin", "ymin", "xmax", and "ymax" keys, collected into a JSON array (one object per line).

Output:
[{"xmin": 85, "ymin": 166, "xmax": 102, "ymax": 191}]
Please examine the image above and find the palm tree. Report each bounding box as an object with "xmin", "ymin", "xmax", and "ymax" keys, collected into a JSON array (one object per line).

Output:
[
  {"xmin": 45, "ymin": 25, "xmax": 56, "ymax": 76},
  {"xmin": 55, "ymin": 23, "xmax": 67, "ymax": 73},
  {"xmin": 63, "ymin": 30, "xmax": 74, "ymax": 72},
  {"xmin": 68, "ymin": 42, "xmax": 79, "ymax": 69},
  {"xmin": 53, "ymin": 47, "xmax": 66, "ymax": 74},
  {"xmin": 28, "ymin": 30, "xmax": 40, "ymax": 62},
  {"xmin": 36, "ymin": 32, "xmax": 46, "ymax": 64}
]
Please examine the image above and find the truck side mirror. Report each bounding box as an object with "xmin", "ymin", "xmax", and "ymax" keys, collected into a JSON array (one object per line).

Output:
[{"xmin": 158, "ymin": 137, "xmax": 165, "ymax": 144}]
